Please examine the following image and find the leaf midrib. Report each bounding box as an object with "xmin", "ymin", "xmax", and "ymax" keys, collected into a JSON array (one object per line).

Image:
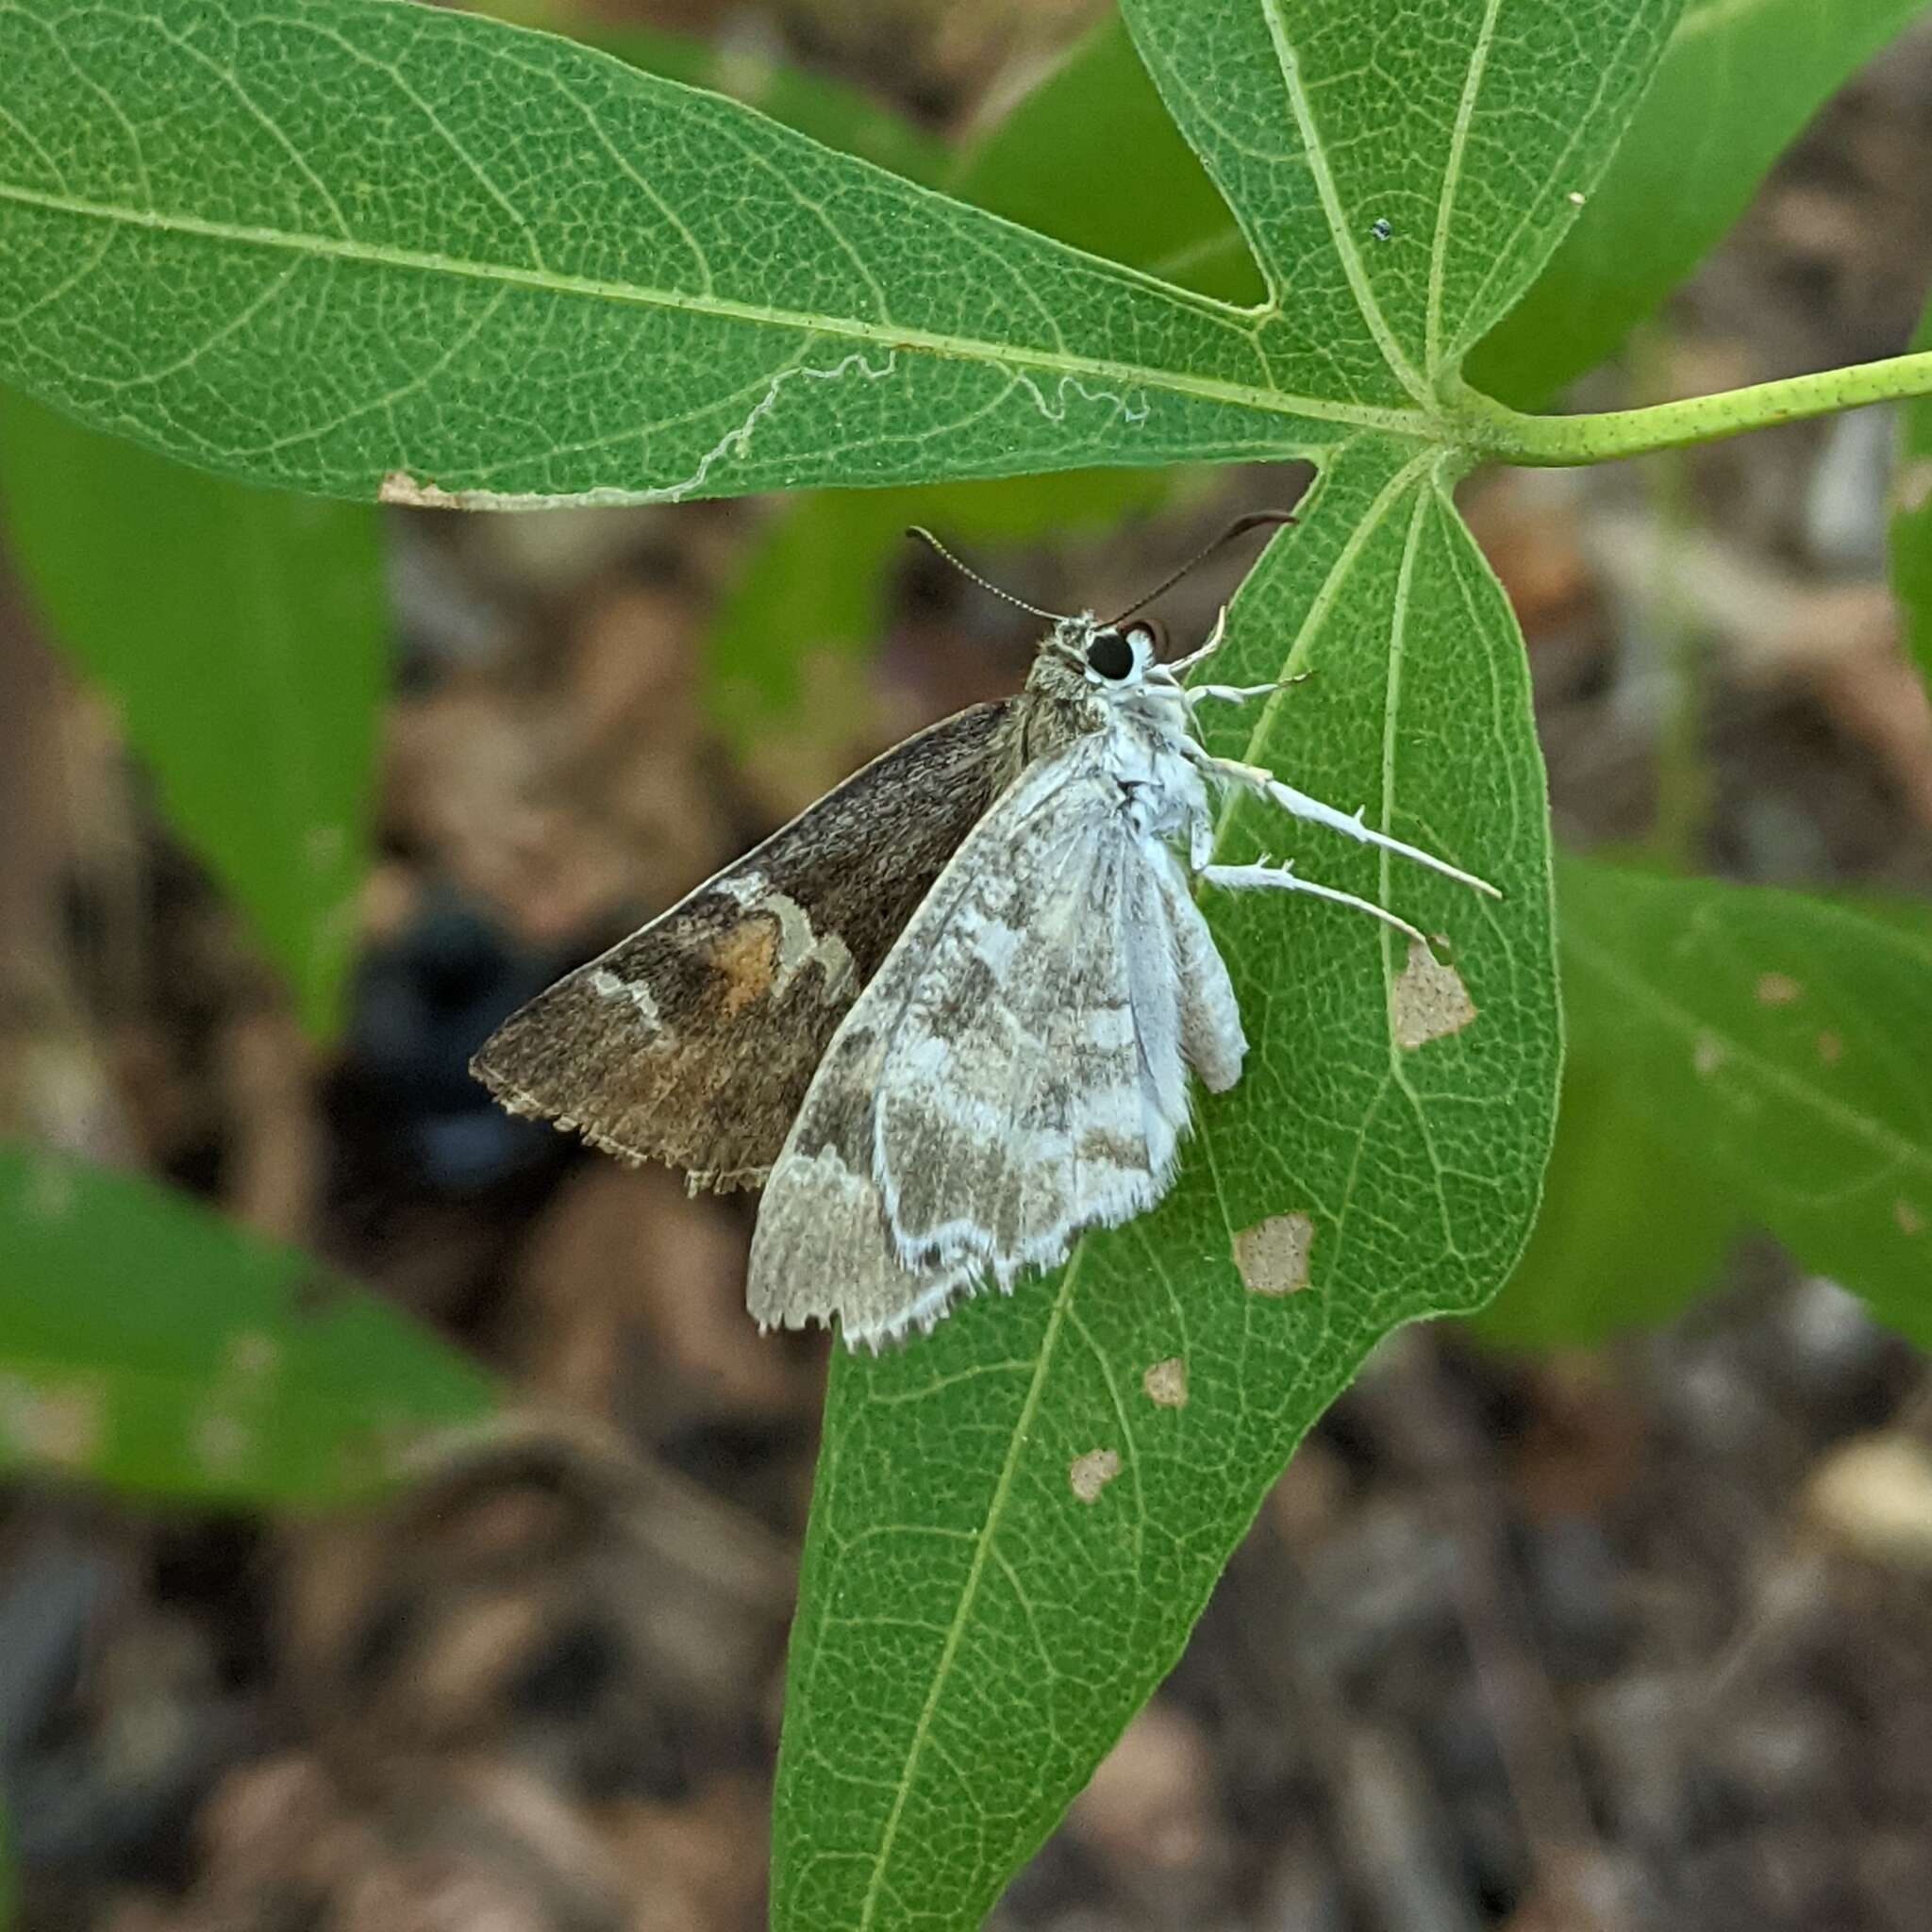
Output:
[
  {"xmin": 1258, "ymin": 0, "xmax": 1430, "ymax": 406},
  {"xmin": 0, "ymin": 178, "xmax": 1438, "ymax": 445}
]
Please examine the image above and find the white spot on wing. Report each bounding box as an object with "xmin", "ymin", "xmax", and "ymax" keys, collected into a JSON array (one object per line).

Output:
[{"xmin": 588, "ymin": 967, "xmax": 663, "ymax": 1031}]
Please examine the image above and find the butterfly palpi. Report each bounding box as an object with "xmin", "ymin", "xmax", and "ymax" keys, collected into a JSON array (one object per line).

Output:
[{"xmin": 473, "ymin": 518, "xmax": 1498, "ymax": 1348}]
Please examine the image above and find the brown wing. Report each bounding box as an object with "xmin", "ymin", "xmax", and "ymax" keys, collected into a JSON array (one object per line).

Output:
[{"xmin": 471, "ymin": 701, "xmax": 1010, "ymax": 1190}]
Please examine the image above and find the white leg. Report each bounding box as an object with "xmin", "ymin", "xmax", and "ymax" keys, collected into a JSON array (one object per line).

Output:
[
  {"xmin": 1189, "ymin": 747, "xmax": 1501, "ymax": 898},
  {"xmin": 1186, "ymin": 681, "xmax": 1282, "ymax": 708},
  {"xmin": 1165, "ymin": 605, "xmax": 1227, "ymax": 676},
  {"xmin": 1200, "ymin": 860, "xmax": 1431, "ymax": 947}
]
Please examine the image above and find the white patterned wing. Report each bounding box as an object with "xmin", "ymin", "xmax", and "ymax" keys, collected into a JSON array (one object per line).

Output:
[{"xmin": 747, "ymin": 736, "xmax": 1247, "ymax": 1347}]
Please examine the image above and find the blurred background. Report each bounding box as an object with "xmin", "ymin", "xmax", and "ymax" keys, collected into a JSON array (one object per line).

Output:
[{"xmin": 3, "ymin": 2, "xmax": 1932, "ymax": 1928}]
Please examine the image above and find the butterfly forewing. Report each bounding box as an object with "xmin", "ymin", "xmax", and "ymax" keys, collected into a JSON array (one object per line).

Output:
[{"xmin": 471, "ymin": 701, "xmax": 1009, "ymax": 1190}]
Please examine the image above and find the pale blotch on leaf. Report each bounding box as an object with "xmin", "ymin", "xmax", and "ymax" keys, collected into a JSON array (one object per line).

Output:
[
  {"xmin": 226, "ymin": 1331, "xmax": 281, "ymax": 1380},
  {"xmin": 1141, "ymin": 1358, "xmax": 1188, "ymax": 1408},
  {"xmin": 378, "ymin": 468, "xmax": 464, "ymax": 509},
  {"xmin": 1069, "ymin": 1447, "xmax": 1123, "ymax": 1504},
  {"xmin": 1391, "ymin": 940, "xmax": 1476, "ymax": 1050},
  {"xmin": 1692, "ymin": 1031, "xmax": 1725, "ymax": 1078},
  {"xmin": 1896, "ymin": 1198, "xmax": 1926, "ymax": 1238},
  {"xmin": 1756, "ymin": 972, "xmax": 1802, "ymax": 1006},
  {"xmin": 1234, "ymin": 1213, "xmax": 1315, "ymax": 1295},
  {"xmin": 0, "ymin": 1375, "xmax": 103, "ymax": 1468},
  {"xmin": 1817, "ymin": 1031, "xmax": 1843, "ymax": 1067},
  {"xmin": 23, "ymin": 1157, "xmax": 76, "ymax": 1223},
  {"xmin": 194, "ymin": 1412, "xmax": 253, "ymax": 1477},
  {"xmin": 1896, "ymin": 457, "xmax": 1932, "ymax": 517}
]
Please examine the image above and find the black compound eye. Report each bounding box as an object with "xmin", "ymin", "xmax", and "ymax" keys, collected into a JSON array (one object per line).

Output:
[{"xmin": 1086, "ymin": 628, "xmax": 1135, "ymax": 680}]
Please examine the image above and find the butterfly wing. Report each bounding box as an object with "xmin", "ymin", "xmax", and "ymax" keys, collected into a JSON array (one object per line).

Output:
[
  {"xmin": 748, "ymin": 737, "xmax": 1247, "ymax": 1346},
  {"xmin": 472, "ymin": 701, "xmax": 1009, "ymax": 1190}
]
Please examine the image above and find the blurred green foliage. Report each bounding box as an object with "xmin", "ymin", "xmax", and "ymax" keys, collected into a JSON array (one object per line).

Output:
[{"xmin": 0, "ymin": 1142, "xmax": 496, "ymax": 1506}]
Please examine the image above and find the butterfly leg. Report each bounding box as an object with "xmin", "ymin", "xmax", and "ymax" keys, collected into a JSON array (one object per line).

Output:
[
  {"xmin": 1164, "ymin": 606, "xmax": 1228, "ymax": 676},
  {"xmin": 1187, "ymin": 748, "xmax": 1500, "ymax": 898},
  {"xmin": 1199, "ymin": 858, "xmax": 1430, "ymax": 947},
  {"xmin": 1185, "ymin": 681, "xmax": 1283, "ymax": 708}
]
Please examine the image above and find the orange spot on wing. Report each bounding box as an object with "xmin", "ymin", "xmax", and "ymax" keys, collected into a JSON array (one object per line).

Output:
[{"xmin": 708, "ymin": 920, "xmax": 781, "ymax": 1016}]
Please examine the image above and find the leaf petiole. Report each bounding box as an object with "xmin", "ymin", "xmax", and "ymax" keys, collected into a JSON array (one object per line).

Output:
[{"xmin": 1447, "ymin": 349, "xmax": 1932, "ymax": 466}]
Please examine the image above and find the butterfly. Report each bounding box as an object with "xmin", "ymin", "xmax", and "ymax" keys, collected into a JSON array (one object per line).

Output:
[{"xmin": 473, "ymin": 517, "xmax": 1496, "ymax": 1347}]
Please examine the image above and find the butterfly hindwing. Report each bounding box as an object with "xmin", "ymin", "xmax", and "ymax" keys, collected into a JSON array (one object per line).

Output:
[
  {"xmin": 746, "ymin": 737, "xmax": 1248, "ymax": 1345},
  {"xmin": 471, "ymin": 701, "xmax": 1009, "ymax": 1190}
]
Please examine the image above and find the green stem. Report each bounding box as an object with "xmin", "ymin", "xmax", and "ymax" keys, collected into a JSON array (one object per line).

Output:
[{"xmin": 1448, "ymin": 350, "xmax": 1932, "ymax": 466}]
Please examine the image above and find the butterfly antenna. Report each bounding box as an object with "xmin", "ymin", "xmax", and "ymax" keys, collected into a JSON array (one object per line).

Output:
[
  {"xmin": 906, "ymin": 526, "xmax": 1071, "ymax": 624},
  {"xmin": 1108, "ymin": 508, "xmax": 1298, "ymax": 624}
]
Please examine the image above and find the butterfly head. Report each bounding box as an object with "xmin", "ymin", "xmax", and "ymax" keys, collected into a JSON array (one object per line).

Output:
[{"xmin": 1034, "ymin": 612, "xmax": 1166, "ymax": 698}]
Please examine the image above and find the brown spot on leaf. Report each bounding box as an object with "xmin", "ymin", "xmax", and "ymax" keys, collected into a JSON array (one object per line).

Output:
[
  {"xmin": 1069, "ymin": 1448, "xmax": 1122, "ymax": 1503},
  {"xmin": 1391, "ymin": 941, "xmax": 1476, "ymax": 1049},
  {"xmin": 1896, "ymin": 1198, "xmax": 1926, "ymax": 1238},
  {"xmin": 0, "ymin": 1376, "xmax": 102, "ymax": 1468},
  {"xmin": 1817, "ymin": 1031, "xmax": 1843, "ymax": 1067},
  {"xmin": 1235, "ymin": 1213, "xmax": 1314, "ymax": 1295},
  {"xmin": 1756, "ymin": 972, "xmax": 1802, "ymax": 1006},
  {"xmin": 707, "ymin": 921, "xmax": 779, "ymax": 1016},
  {"xmin": 1693, "ymin": 1031, "xmax": 1725, "ymax": 1078},
  {"xmin": 1141, "ymin": 1358, "xmax": 1188, "ymax": 1407}
]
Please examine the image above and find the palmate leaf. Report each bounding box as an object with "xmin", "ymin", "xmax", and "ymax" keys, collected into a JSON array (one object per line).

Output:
[
  {"xmin": 0, "ymin": 0, "xmax": 1683, "ymax": 1924},
  {"xmin": 1, "ymin": 0, "xmax": 1666, "ymax": 503}
]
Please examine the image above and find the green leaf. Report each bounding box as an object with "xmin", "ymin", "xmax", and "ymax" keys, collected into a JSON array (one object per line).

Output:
[
  {"xmin": 0, "ymin": 1143, "xmax": 496, "ymax": 1504},
  {"xmin": 479, "ymin": 2, "xmax": 951, "ymax": 188},
  {"xmin": 0, "ymin": 387, "xmax": 385, "ymax": 1041},
  {"xmin": 0, "ymin": 0, "xmax": 1668, "ymax": 504},
  {"xmin": 774, "ymin": 436, "xmax": 1560, "ymax": 1928},
  {"xmin": 1126, "ymin": 0, "xmax": 1680, "ymax": 391},
  {"xmin": 1556, "ymin": 856, "xmax": 1932, "ymax": 1346},
  {"xmin": 0, "ymin": 1, "xmax": 1685, "ymax": 1921},
  {"xmin": 1470, "ymin": 0, "xmax": 1930, "ymax": 408},
  {"xmin": 0, "ymin": 0, "xmax": 1298, "ymax": 502},
  {"xmin": 1474, "ymin": 1042, "xmax": 1740, "ymax": 1350},
  {"xmin": 1892, "ymin": 292, "xmax": 1932, "ymax": 689}
]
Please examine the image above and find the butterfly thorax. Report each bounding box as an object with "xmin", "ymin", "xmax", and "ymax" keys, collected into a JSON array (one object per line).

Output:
[{"xmin": 994, "ymin": 611, "xmax": 1195, "ymax": 791}]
